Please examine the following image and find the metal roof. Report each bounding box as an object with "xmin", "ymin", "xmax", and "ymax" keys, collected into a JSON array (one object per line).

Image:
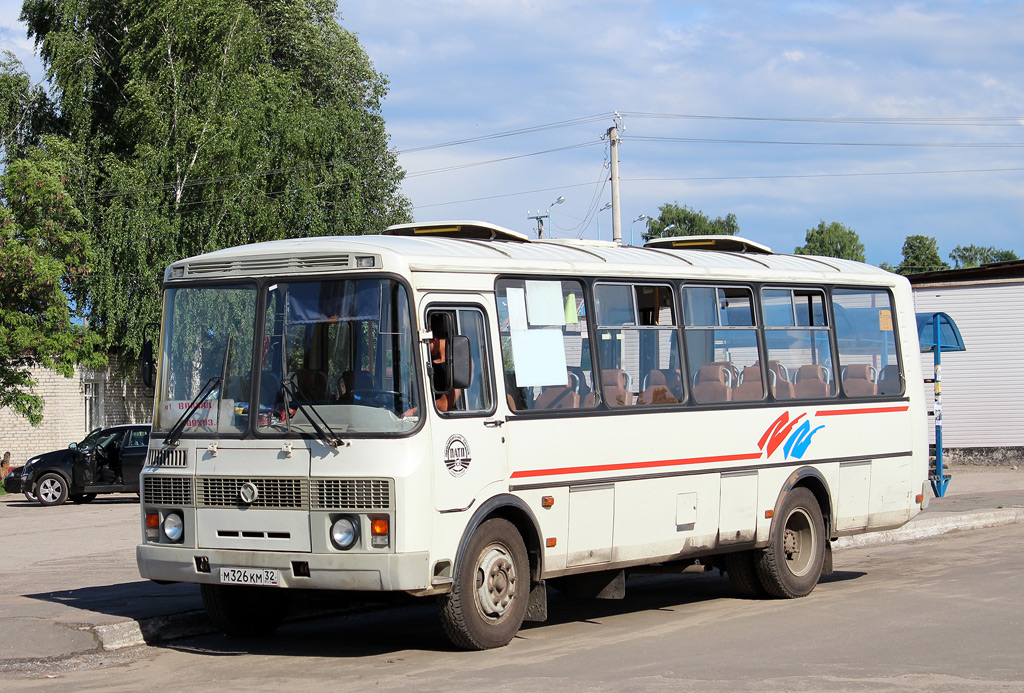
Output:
[{"xmin": 166, "ymin": 221, "xmax": 899, "ymax": 285}]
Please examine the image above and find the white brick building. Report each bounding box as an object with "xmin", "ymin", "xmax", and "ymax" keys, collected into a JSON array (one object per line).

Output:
[{"xmin": 0, "ymin": 358, "xmax": 152, "ymax": 466}]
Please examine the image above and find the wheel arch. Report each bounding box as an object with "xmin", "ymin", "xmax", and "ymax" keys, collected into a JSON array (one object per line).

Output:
[
  {"xmin": 455, "ymin": 494, "xmax": 544, "ymax": 583},
  {"xmin": 32, "ymin": 468, "xmax": 72, "ymax": 491},
  {"xmin": 769, "ymin": 466, "xmax": 834, "ymax": 538}
]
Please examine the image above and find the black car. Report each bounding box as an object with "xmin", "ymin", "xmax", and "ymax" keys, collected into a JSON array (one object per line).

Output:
[
  {"xmin": 3, "ymin": 465, "xmax": 36, "ymax": 501},
  {"xmin": 16, "ymin": 424, "xmax": 151, "ymax": 506}
]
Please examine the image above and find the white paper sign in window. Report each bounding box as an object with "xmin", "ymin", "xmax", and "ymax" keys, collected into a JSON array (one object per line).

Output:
[
  {"xmin": 525, "ymin": 280, "xmax": 566, "ymax": 326},
  {"xmin": 509, "ymin": 328, "xmax": 568, "ymax": 386}
]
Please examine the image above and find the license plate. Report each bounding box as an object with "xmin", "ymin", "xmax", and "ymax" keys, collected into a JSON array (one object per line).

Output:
[{"xmin": 219, "ymin": 567, "xmax": 280, "ymax": 586}]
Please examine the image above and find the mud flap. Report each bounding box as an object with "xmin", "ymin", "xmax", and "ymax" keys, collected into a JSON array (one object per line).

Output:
[
  {"xmin": 562, "ymin": 569, "xmax": 626, "ymax": 600},
  {"xmin": 822, "ymin": 540, "xmax": 834, "ymax": 576},
  {"xmin": 524, "ymin": 580, "xmax": 548, "ymax": 622}
]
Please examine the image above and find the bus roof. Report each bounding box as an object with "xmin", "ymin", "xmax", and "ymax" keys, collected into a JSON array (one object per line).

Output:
[{"xmin": 165, "ymin": 221, "xmax": 899, "ymax": 285}]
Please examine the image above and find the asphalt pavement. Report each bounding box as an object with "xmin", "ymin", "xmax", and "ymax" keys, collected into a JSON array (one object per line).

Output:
[{"xmin": 1, "ymin": 464, "xmax": 1022, "ymax": 668}]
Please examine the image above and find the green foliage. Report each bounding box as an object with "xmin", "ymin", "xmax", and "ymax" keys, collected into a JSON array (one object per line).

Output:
[
  {"xmin": 19, "ymin": 0, "xmax": 411, "ymax": 366},
  {"xmin": 949, "ymin": 244, "xmax": 1018, "ymax": 269},
  {"xmin": 892, "ymin": 235, "xmax": 950, "ymax": 275},
  {"xmin": 0, "ymin": 153, "xmax": 105, "ymax": 424},
  {"xmin": 0, "ymin": 50, "xmax": 52, "ymax": 160},
  {"xmin": 794, "ymin": 220, "xmax": 865, "ymax": 262},
  {"xmin": 645, "ymin": 202, "xmax": 739, "ymax": 241}
]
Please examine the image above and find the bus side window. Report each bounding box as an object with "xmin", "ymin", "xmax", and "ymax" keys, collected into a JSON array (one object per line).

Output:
[
  {"xmin": 683, "ymin": 285, "xmax": 762, "ymax": 404},
  {"xmin": 495, "ymin": 279, "xmax": 595, "ymax": 412},
  {"xmin": 832, "ymin": 288, "xmax": 901, "ymax": 398}
]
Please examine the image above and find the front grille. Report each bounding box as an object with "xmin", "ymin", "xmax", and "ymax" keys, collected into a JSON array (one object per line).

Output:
[
  {"xmin": 311, "ymin": 478, "xmax": 393, "ymax": 510},
  {"xmin": 143, "ymin": 476, "xmax": 194, "ymax": 505},
  {"xmin": 197, "ymin": 477, "xmax": 308, "ymax": 509},
  {"xmin": 147, "ymin": 448, "xmax": 188, "ymax": 468}
]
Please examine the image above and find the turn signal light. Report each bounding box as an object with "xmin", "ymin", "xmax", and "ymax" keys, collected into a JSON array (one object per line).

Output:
[
  {"xmin": 916, "ymin": 494, "xmax": 924, "ymax": 504},
  {"xmin": 546, "ymin": 537, "xmax": 557, "ymax": 548},
  {"xmin": 764, "ymin": 510, "xmax": 774, "ymax": 519},
  {"xmin": 146, "ymin": 512, "xmax": 160, "ymax": 541},
  {"xmin": 541, "ymin": 496, "xmax": 555, "ymax": 508},
  {"xmin": 370, "ymin": 516, "xmax": 390, "ymax": 548}
]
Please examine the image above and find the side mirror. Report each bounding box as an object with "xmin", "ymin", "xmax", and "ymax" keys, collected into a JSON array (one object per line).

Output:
[
  {"xmin": 449, "ymin": 335, "xmax": 472, "ymax": 390},
  {"xmin": 140, "ymin": 339, "xmax": 156, "ymax": 389},
  {"xmin": 68, "ymin": 442, "xmax": 77, "ymax": 451}
]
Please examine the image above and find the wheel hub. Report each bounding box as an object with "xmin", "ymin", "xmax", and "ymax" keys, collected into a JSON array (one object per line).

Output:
[
  {"xmin": 784, "ymin": 528, "xmax": 799, "ymax": 557},
  {"xmin": 475, "ymin": 545, "xmax": 517, "ymax": 619},
  {"xmin": 39, "ymin": 479, "xmax": 61, "ymax": 503}
]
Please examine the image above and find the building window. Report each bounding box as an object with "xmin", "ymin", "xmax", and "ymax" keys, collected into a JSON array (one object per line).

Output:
[{"xmin": 84, "ymin": 379, "xmax": 104, "ymax": 432}]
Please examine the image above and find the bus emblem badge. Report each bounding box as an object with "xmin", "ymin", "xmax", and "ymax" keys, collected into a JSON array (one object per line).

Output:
[
  {"xmin": 444, "ymin": 435, "xmax": 472, "ymax": 477},
  {"xmin": 238, "ymin": 482, "xmax": 259, "ymax": 505}
]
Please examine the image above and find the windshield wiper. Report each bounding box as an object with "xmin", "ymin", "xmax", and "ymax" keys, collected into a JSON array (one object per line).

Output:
[
  {"xmin": 163, "ymin": 376, "xmax": 221, "ymax": 447},
  {"xmin": 280, "ymin": 376, "xmax": 344, "ymax": 449}
]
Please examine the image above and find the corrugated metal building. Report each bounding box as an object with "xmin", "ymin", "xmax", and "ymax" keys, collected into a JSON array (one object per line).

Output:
[{"xmin": 909, "ymin": 261, "xmax": 1024, "ymax": 463}]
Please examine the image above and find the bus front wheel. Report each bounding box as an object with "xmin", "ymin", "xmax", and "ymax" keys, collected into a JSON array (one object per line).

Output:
[
  {"xmin": 439, "ymin": 518, "xmax": 529, "ymax": 650},
  {"xmin": 200, "ymin": 584, "xmax": 289, "ymax": 637},
  {"xmin": 756, "ymin": 487, "xmax": 825, "ymax": 599}
]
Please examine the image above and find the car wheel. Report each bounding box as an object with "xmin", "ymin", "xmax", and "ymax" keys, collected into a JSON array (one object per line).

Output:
[
  {"xmin": 36, "ymin": 473, "xmax": 69, "ymax": 506},
  {"xmin": 70, "ymin": 493, "xmax": 98, "ymax": 504},
  {"xmin": 24, "ymin": 491, "xmax": 37, "ymax": 502}
]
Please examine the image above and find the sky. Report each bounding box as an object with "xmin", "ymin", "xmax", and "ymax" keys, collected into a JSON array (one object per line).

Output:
[{"xmin": 3, "ymin": 1, "xmax": 1024, "ymax": 266}]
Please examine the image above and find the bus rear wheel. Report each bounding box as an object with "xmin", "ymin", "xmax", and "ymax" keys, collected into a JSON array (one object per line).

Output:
[
  {"xmin": 723, "ymin": 551, "xmax": 767, "ymax": 598},
  {"xmin": 200, "ymin": 584, "xmax": 289, "ymax": 637},
  {"xmin": 756, "ymin": 487, "xmax": 825, "ymax": 599},
  {"xmin": 439, "ymin": 518, "xmax": 529, "ymax": 650}
]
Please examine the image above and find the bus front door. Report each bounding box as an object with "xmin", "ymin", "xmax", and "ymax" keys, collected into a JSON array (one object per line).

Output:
[{"xmin": 425, "ymin": 303, "xmax": 507, "ymax": 512}]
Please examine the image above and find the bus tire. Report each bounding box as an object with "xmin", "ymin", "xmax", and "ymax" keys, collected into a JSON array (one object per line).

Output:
[
  {"xmin": 200, "ymin": 584, "xmax": 289, "ymax": 637},
  {"xmin": 756, "ymin": 487, "xmax": 825, "ymax": 598},
  {"xmin": 439, "ymin": 518, "xmax": 529, "ymax": 650},
  {"xmin": 723, "ymin": 551, "xmax": 767, "ymax": 598},
  {"xmin": 36, "ymin": 473, "xmax": 69, "ymax": 506}
]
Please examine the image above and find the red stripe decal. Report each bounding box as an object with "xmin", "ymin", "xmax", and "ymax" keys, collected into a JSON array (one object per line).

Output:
[
  {"xmin": 510, "ymin": 451, "xmax": 763, "ymax": 479},
  {"xmin": 814, "ymin": 406, "xmax": 910, "ymax": 416}
]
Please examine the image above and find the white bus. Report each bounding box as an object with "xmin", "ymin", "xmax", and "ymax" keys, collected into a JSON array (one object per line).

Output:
[{"xmin": 137, "ymin": 221, "xmax": 928, "ymax": 650}]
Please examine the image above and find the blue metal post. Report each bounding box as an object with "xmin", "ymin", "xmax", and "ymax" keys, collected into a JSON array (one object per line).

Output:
[{"xmin": 931, "ymin": 316, "xmax": 950, "ymax": 497}]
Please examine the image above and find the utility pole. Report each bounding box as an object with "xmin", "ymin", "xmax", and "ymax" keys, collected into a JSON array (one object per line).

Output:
[
  {"xmin": 607, "ymin": 114, "xmax": 623, "ymax": 245},
  {"xmin": 527, "ymin": 211, "xmax": 546, "ymax": 239},
  {"xmin": 527, "ymin": 196, "xmax": 564, "ymax": 240}
]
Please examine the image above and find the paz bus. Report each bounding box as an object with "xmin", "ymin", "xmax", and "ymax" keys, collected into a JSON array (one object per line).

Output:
[{"xmin": 136, "ymin": 221, "xmax": 928, "ymax": 650}]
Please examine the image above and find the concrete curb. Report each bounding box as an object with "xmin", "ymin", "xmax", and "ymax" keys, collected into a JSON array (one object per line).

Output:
[
  {"xmin": 82, "ymin": 507, "xmax": 1024, "ymax": 653},
  {"xmin": 834, "ymin": 507, "xmax": 1024, "ymax": 550}
]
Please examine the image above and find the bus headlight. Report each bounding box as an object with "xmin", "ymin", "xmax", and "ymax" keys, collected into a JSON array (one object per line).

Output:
[
  {"xmin": 330, "ymin": 516, "xmax": 359, "ymax": 550},
  {"xmin": 162, "ymin": 512, "xmax": 184, "ymax": 543}
]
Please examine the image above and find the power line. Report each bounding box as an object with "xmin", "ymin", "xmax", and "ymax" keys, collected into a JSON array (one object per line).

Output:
[
  {"xmin": 625, "ymin": 135, "xmax": 1024, "ymax": 148},
  {"xmin": 398, "ymin": 114, "xmax": 612, "ymax": 153},
  {"xmin": 404, "ymin": 142, "xmax": 601, "ymax": 178},
  {"xmin": 409, "ymin": 165, "xmax": 1024, "ymax": 211},
  {"xmin": 620, "ymin": 112, "xmax": 1024, "ymax": 127}
]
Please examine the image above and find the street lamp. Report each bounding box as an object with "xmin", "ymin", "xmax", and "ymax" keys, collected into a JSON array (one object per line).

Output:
[
  {"xmin": 596, "ymin": 202, "xmax": 612, "ymax": 241},
  {"xmin": 660, "ymin": 223, "xmax": 677, "ymax": 239},
  {"xmin": 527, "ymin": 196, "xmax": 565, "ymax": 239},
  {"xmin": 630, "ymin": 214, "xmax": 650, "ymax": 246}
]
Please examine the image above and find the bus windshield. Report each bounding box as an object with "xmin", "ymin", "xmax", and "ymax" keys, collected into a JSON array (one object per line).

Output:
[{"xmin": 156, "ymin": 278, "xmax": 421, "ymax": 437}]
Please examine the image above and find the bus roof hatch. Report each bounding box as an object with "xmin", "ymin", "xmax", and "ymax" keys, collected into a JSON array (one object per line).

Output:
[
  {"xmin": 383, "ymin": 221, "xmax": 531, "ymax": 242},
  {"xmin": 643, "ymin": 235, "xmax": 773, "ymax": 254}
]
